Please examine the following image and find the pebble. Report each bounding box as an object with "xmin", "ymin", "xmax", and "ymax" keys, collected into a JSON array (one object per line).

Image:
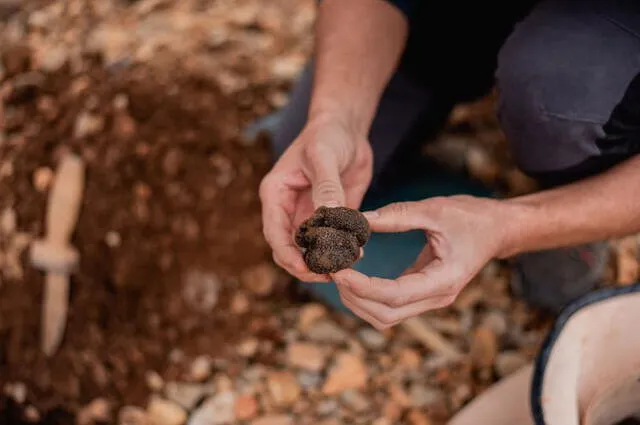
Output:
[
  {"xmin": 316, "ymin": 399, "xmax": 338, "ymax": 416},
  {"xmin": 297, "ymin": 303, "xmax": 327, "ymax": 331},
  {"xmin": 39, "ymin": 46, "xmax": 68, "ymax": 73},
  {"xmin": 119, "ymin": 406, "xmax": 149, "ymax": 425},
  {"xmin": 182, "ymin": 270, "xmax": 220, "ymax": 313},
  {"xmin": 164, "ymin": 382, "xmax": 207, "ymax": 411},
  {"xmin": 495, "ymin": 351, "xmax": 527, "ymax": 378},
  {"xmin": 357, "ymin": 328, "xmax": 387, "ymax": 351},
  {"xmin": 382, "ymin": 400, "xmax": 403, "ymax": 422},
  {"xmin": 146, "ymin": 396, "xmax": 187, "ymax": 425},
  {"xmin": 286, "ymin": 342, "xmax": 326, "ymax": 372},
  {"xmin": 77, "ymin": 398, "xmax": 112, "ymax": 425},
  {"xmin": 188, "ymin": 392, "xmax": 235, "ymax": 425},
  {"xmin": 237, "ymin": 337, "xmax": 259, "ymax": 358},
  {"xmin": 105, "ymin": 231, "xmax": 122, "ymax": 248},
  {"xmin": 241, "ymin": 262, "xmax": 277, "ymax": 296},
  {"xmin": 189, "ymin": 355, "xmax": 212, "ymax": 381},
  {"xmin": 74, "ymin": 111, "xmax": 105, "ymax": 139},
  {"xmin": 297, "ymin": 371, "xmax": 322, "ymax": 390},
  {"xmin": 230, "ymin": 292, "xmax": 250, "ymax": 315},
  {"xmin": 340, "ymin": 390, "xmax": 370, "ymax": 413},
  {"xmin": 481, "ymin": 311, "xmax": 508, "ymax": 336},
  {"xmin": 234, "ymin": 395, "xmax": 259, "ymax": 421},
  {"xmin": 406, "ymin": 409, "xmax": 432, "ymax": 425},
  {"xmin": 306, "ymin": 320, "xmax": 349, "ymax": 344},
  {"xmin": 470, "ymin": 326, "xmax": 498, "ymax": 369},
  {"xmin": 0, "ymin": 207, "xmax": 16, "ymax": 235},
  {"xmin": 24, "ymin": 406, "xmax": 40, "ymax": 422},
  {"xmin": 322, "ymin": 352, "xmax": 368, "ymax": 395},
  {"xmin": 408, "ymin": 384, "xmax": 445, "ymax": 409},
  {"xmin": 32, "ymin": 167, "xmax": 53, "ymax": 192},
  {"xmin": 267, "ymin": 371, "xmax": 300, "ymax": 406},
  {"xmin": 4, "ymin": 382, "xmax": 26, "ymax": 404},
  {"xmin": 162, "ymin": 148, "xmax": 183, "ymax": 177},
  {"xmin": 251, "ymin": 415, "xmax": 293, "ymax": 425}
]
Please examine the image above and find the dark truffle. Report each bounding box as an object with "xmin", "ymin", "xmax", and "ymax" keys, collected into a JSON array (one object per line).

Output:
[{"xmin": 295, "ymin": 206, "xmax": 370, "ymax": 274}]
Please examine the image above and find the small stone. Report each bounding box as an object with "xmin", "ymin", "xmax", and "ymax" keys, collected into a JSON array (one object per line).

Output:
[
  {"xmin": 4, "ymin": 382, "xmax": 26, "ymax": 404},
  {"xmin": 113, "ymin": 94, "xmax": 129, "ymax": 110},
  {"xmin": 382, "ymin": 401, "xmax": 403, "ymax": 422},
  {"xmin": 38, "ymin": 46, "xmax": 67, "ymax": 73},
  {"xmin": 408, "ymin": 384, "xmax": 445, "ymax": 409},
  {"xmin": 306, "ymin": 320, "xmax": 348, "ymax": 344},
  {"xmin": 286, "ymin": 343, "xmax": 326, "ymax": 372},
  {"xmin": 114, "ymin": 113, "xmax": 137, "ymax": 139},
  {"xmin": 316, "ymin": 399, "xmax": 338, "ymax": 416},
  {"xmin": 450, "ymin": 384, "xmax": 472, "ymax": 411},
  {"xmin": 182, "ymin": 270, "xmax": 220, "ymax": 313},
  {"xmin": 388, "ymin": 383, "xmax": 411, "ymax": 408},
  {"xmin": 74, "ymin": 111, "xmax": 104, "ymax": 139},
  {"xmin": 470, "ymin": 326, "xmax": 498, "ymax": 369},
  {"xmin": 235, "ymin": 395, "xmax": 259, "ymax": 421},
  {"xmin": 230, "ymin": 292, "xmax": 250, "ymax": 315},
  {"xmin": 213, "ymin": 374, "xmax": 234, "ymax": 393},
  {"xmin": 397, "ymin": 348, "xmax": 421, "ymax": 370},
  {"xmin": 481, "ymin": 311, "xmax": 508, "ymax": 336},
  {"xmin": 164, "ymin": 382, "xmax": 207, "ymax": 411},
  {"xmin": 189, "ymin": 392, "xmax": 235, "ymax": 425},
  {"xmin": 495, "ymin": 351, "xmax": 527, "ymax": 378},
  {"xmin": 251, "ymin": 415, "xmax": 293, "ymax": 425},
  {"xmin": 298, "ymin": 303, "xmax": 327, "ymax": 331},
  {"xmin": 189, "ymin": 356, "xmax": 212, "ymax": 381},
  {"xmin": 0, "ymin": 207, "xmax": 16, "ymax": 235},
  {"xmin": 32, "ymin": 167, "xmax": 53, "ymax": 192},
  {"xmin": 322, "ymin": 352, "xmax": 368, "ymax": 395},
  {"xmin": 237, "ymin": 337, "xmax": 259, "ymax": 358},
  {"xmin": 105, "ymin": 231, "xmax": 121, "ymax": 248},
  {"xmin": 267, "ymin": 371, "xmax": 300, "ymax": 406},
  {"xmin": 24, "ymin": 405, "xmax": 40, "ymax": 422},
  {"xmin": 241, "ymin": 262, "xmax": 278, "ymax": 296},
  {"xmin": 340, "ymin": 390, "xmax": 370, "ymax": 413},
  {"xmin": 297, "ymin": 371, "xmax": 322, "ymax": 390},
  {"xmin": 77, "ymin": 398, "xmax": 112, "ymax": 425},
  {"xmin": 146, "ymin": 397, "xmax": 187, "ymax": 425},
  {"xmin": 357, "ymin": 328, "xmax": 386, "ymax": 351},
  {"xmin": 163, "ymin": 148, "xmax": 183, "ymax": 177},
  {"xmin": 119, "ymin": 406, "xmax": 149, "ymax": 425},
  {"xmin": 406, "ymin": 409, "xmax": 432, "ymax": 425}
]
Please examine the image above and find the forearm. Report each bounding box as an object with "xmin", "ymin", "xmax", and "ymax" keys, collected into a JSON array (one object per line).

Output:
[
  {"xmin": 501, "ymin": 155, "xmax": 640, "ymax": 257},
  {"xmin": 308, "ymin": 0, "xmax": 408, "ymax": 136}
]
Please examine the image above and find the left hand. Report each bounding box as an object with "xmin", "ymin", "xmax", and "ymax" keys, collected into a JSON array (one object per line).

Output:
[{"xmin": 332, "ymin": 195, "xmax": 514, "ymax": 329}]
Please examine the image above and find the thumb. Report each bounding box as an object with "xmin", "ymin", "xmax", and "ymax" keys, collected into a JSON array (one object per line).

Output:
[
  {"xmin": 309, "ymin": 155, "xmax": 346, "ymax": 208},
  {"xmin": 363, "ymin": 201, "xmax": 426, "ymax": 233}
]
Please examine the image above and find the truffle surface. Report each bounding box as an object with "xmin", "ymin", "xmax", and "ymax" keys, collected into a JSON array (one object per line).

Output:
[{"xmin": 295, "ymin": 206, "xmax": 370, "ymax": 274}]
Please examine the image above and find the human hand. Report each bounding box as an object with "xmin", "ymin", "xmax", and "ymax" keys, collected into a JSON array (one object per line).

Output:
[
  {"xmin": 332, "ymin": 195, "xmax": 514, "ymax": 329},
  {"xmin": 259, "ymin": 115, "xmax": 373, "ymax": 282}
]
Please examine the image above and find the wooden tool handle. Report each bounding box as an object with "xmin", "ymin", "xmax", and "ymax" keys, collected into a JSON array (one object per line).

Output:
[{"xmin": 46, "ymin": 153, "xmax": 85, "ymax": 245}]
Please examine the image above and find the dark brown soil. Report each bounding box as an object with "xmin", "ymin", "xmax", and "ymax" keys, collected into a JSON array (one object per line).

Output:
[
  {"xmin": 0, "ymin": 47, "xmax": 290, "ymax": 417},
  {"xmin": 295, "ymin": 206, "xmax": 370, "ymax": 274}
]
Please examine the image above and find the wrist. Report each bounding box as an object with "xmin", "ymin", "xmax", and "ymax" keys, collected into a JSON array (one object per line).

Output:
[
  {"xmin": 494, "ymin": 198, "xmax": 542, "ymax": 259},
  {"xmin": 308, "ymin": 101, "xmax": 371, "ymax": 139}
]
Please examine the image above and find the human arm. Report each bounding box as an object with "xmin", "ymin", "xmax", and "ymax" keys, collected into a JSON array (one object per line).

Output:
[
  {"xmin": 332, "ymin": 155, "xmax": 640, "ymax": 329},
  {"xmin": 259, "ymin": 0, "xmax": 409, "ymax": 282}
]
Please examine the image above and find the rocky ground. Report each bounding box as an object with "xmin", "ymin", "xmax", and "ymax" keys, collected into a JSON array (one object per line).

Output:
[{"xmin": 0, "ymin": 1, "xmax": 638, "ymax": 425}]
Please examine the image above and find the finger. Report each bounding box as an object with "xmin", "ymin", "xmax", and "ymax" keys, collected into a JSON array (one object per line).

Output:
[
  {"xmin": 308, "ymin": 154, "xmax": 346, "ymax": 208},
  {"xmin": 340, "ymin": 284, "xmax": 454, "ymax": 329},
  {"xmin": 363, "ymin": 201, "xmax": 431, "ymax": 233},
  {"xmin": 272, "ymin": 252, "xmax": 331, "ymax": 283},
  {"xmin": 333, "ymin": 264, "xmax": 457, "ymax": 308},
  {"xmin": 337, "ymin": 285, "xmax": 388, "ymax": 329},
  {"xmin": 402, "ymin": 244, "xmax": 436, "ymax": 276}
]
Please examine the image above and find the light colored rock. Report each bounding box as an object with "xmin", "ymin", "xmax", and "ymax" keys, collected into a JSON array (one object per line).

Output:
[
  {"xmin": 189, "ymin": 356, "xmax": 212, "ymax": 381},
  {"xmin": 237, "ymin": 337, "xmax": 259, "ymax": 358},
  {"xmin": 105, "ymin": 231, "xmax": 122, "ymax": 248},
  {"xmin": 297, "ymin": 371, "xmax": 322, "ymax": 390},
  {"xmin": 316, "ymin": 399, "xmax": 338, "ymax": 416},
  {"xmin": 74, "ymin": 111, "xmax": 104, "ymax": 139},
  {"xmin": 241, "ymin": 263, "xmax": 277, "ymax": 296},
  {"xmin": 146, "ymin": 396, "xmax": 187, "ymax": 425},
  {"xmin": 297, "ymin": 303, "xmax": 327, "ymax": 331},
  {"xmin": 4, "ymin": 382, "xmax": 26, "ymax": 404},
  {"xmin": 322, "ymin": 352, "xmax": 368, "ymax": 395},
  {"xmin": 286, "ymin": 342, "xmax": 326, "ymax": 372},
  {"xmin": 77, "ymin": 398, "xmax": 112, "ymax": 425},
  {"xmin": 38, "ymin": 46, "xmax": 68, "ymax": 73},
  {"xmin": 234, "ymin": 395, "xmax": 259, "ymax": 421},
  {"xmin": 119, "ymin": 406, "xmax": 150, "ymax": 425},
  {"xmin": 408, "ymin": 384, "xmax": 445, "ymax": 409},
  {"xmin": 0, "ymin": 207, "xmax": 16, "ymax": 235},
  {"xmin": 406, "ymin": 409, "xmax": 432, "ymax": 425},
  {"xmin": 24, "ymin": 405, "xmax": 40, "ymax": 422},
  {"xmin": 495, "ymin": 351, "xmax": 527, "ymax": 378},
  {"xmin": 32, "ymin": 167, "xmax": 53, "ymax": 192},
  {"xmin": 357, "ymin": 328, "xmax": 386, "ymax": 351},
  {"xmin": 164, "ymin": 382, "xmax": 207, "ymax": 411},
  {"xmin": 340, "ymin": 390, "xmax": 370, "ymax": 413},
  {"xmin": 182, "ymin": 270, "xmax": 220, "ymax": 313},
  {"xmin": 267, "ymin": 371, "xmax": 300, "ymax": 406},
  {"xmin": 470, "ymin": 326, "xmax": 498, "ymax": 368},
  {"xmin": 230, "ymin": 292, "xmax": 250, "ymax": 315},
  {"xmin": 306, "ymin": 320, "xmax": 348, "ymax": 344},
  {"xmin": 251, "ymin": 415, "xmax": 293, "ymax": 425},
  {"xmin": 188, "ymin": 392, "xmax": 235, "ymax": 425},
  {"xmin": 481, "ymin": 310, "xmax": 508, "ymax": 336}
]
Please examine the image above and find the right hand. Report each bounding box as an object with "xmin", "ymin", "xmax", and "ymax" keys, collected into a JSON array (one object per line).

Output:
[{"xmin": 259, "ymin": 115, "xmax": 373, "ymax": 282}]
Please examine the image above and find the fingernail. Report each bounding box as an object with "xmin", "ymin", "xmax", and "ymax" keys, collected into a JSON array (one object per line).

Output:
[
  {"xmin": 324, "ymin": 201, "xmax": 340, "ymax": 208},
  {"xmin": 363, "ymin": 210, "xmax": 379, "ymax": 219}
]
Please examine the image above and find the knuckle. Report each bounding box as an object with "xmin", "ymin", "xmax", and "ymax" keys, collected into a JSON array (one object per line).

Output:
[
  {"xmin": 385, "ymin": 201, "xmax": 412, "ymax": 218},
  {"xmin": 376, "ymin": 309, "xmax": 399, "ymax": 325},
  {"xmin": 387, "ymin": 292, "xmax": 409, "ymax": 308},
  {"xmin": 314, "ymin": 179, "xmax": 341, "ymax": 197}
]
